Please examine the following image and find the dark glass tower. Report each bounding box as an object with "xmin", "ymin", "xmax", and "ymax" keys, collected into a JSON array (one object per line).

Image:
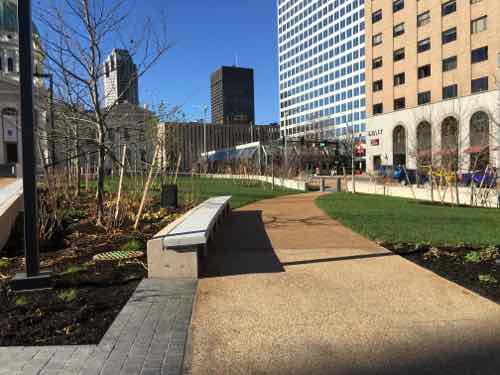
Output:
[{"xmin": 210, "ymin": 66, "xmax": 255, "ymax": 125}]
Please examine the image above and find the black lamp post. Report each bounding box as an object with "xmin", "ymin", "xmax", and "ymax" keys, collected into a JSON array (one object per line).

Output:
[{"xmin": 11, "ymin": 0, "xmax": 51, "ymax": 291}]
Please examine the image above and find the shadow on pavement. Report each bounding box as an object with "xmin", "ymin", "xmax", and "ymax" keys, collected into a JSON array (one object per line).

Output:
[
  {"xmin": 281, "ymin": 251, "xmax": 394, "ymax": 267},
  {"xmin": 200, "ymin": 210, "xmax": 285, "ymax": 278}
]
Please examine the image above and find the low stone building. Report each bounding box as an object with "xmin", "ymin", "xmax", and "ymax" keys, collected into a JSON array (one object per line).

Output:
[{"xmin": 159, "ymin": 122, "xmax": 280, "ymax": 171}]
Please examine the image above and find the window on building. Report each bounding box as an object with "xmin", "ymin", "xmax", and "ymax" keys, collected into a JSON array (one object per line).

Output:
[
  {"xmin": 443, "ymin": 84, "xmax": 458, "ymax": 99},
  {"xmin": 442, "ymin": 27, "xmax": 457, "ymax": 44},
  {"xmin": 373, "ymin": 33, "xmax": 383, "ymax": 46},
  {"xmin": 7, "ymin": 57, "xmax": 13, "ymax": 72},
  {"xmin": 417, "ymin": 38, "xmax": 431, "ymax": 53},
  {"xmin": 442, "ymin": 56, "xmax": 457, "ymax": 72},
  {"xmin": 373, "ymin": 103, "xmax": 383, "ymax": 115},
  {"xmin": 373, "ymin": 80, "xmax": 383, "ymax": 92},
  {"xmin": 442, "ymin": 0, "xmax": 456, "ymax": 16},
  {"xmin": 418, "ymin": 64, "xmax": 431, "ymax": 79},
  {"xmin": 394, "ymin": 97, "xmax": 406, "ymax": 110},
  {"xmin": 372, "ymin": 10, "xmax": 382, "ymax": 23},
  {"xmin": 394, "ymin": 48, "xmax": 405, "ymax": 62},
  {"xmin": 471, "ymin": 16, "xmax": 487, "ymax": 34},
  {"xmin": 394, "ymin": 72, "xmax": 406, "ymax": 86},
  {"xmin": 418, "ymin": 91, "xmax": 431, "ymax": 105},
  {"xmin": 470, "ymin": 0, "xmax": 483, "ymax": 4},
  {"xmin": 373, "ymin": 57, "xmax": 383, "ymax": 69},
  {"xmin": 393, "ymin": 0, "xmax": 404, "ymax": 13},
  {"xmin": 471, "ymin": 77, "xmax": 488, "ymax": 93},
  {"xmin": 393, "ymin": 23, "xmax": 405, "ymax": 37},
  {"xmin": 417, "ymin": 11, "xmax": 431, "ymax": 27},
  {"xmin": 471, "ymin": 46, "xmax": 488, "ymax": 63}
]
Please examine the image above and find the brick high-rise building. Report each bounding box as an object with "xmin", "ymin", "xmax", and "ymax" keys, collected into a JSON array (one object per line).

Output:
[
  {"xmin": 210, "ymin": 66, "xmax": 255, "ymax": 125},
  {"xmin": 103, "ymin": 49, "xmax": 139, "ymax": 108},
  {"xmin": 365, "ymin": 0, "xmax": 500, "ymax": 173}
]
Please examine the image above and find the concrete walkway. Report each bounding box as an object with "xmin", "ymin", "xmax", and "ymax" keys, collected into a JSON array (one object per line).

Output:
[{"xmin": 186, "ymin": 193, "xmax": 500, "ymax": 375}]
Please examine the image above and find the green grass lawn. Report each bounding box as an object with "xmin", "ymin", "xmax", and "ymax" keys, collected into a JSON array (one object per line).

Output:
[
  {"xmin": 98, "ymin": 176, "xmax": 300, "ymax": 209},
  {"xmin": 316, "ymin": 193, "xmax": 500, "ymax": 246},
  {"xmin": 173, "ymin": 176, "xmax": 300, "ymax": 209}
]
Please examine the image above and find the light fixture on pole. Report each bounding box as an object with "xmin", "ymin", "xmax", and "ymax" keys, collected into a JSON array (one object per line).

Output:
[
  {"xmin": 11, "ymin": 0, "xmax": 51, "ymax": 291},
  {"xmin": 193, "ymin": 105, "xmax": 208, "ymax": 166}
]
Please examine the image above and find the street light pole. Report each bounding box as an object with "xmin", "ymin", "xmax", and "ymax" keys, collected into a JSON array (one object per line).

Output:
[{"xmin": 12, "ymin": 0, "xmax": 51, "ymax": 290}]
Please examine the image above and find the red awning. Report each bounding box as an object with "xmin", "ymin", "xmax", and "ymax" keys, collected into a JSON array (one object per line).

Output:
[
  {"xmin": 463, "ymin": 144, "xmax": 489, "ymax": 154},
  {"xmin": 434, "ymin": 148, "xmax": 457, "ymax": 156}
]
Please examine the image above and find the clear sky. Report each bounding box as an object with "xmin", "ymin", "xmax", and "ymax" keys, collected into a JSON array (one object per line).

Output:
[{"xmin": 136, "ymin": 0, "xmax": 279, "ymax": 124}]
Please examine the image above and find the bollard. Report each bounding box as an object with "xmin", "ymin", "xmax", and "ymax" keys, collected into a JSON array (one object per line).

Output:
[{"xmin": 320, "ymin": 178, "xmax": 325, "ymax": 192}]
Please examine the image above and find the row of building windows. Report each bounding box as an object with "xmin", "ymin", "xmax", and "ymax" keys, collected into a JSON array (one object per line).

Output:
[
  {"xmin": 280, "ymin": 8, "xmax": 364, "ymax": 67},
  {"xmin": 281, "ymin": 46, "xmax": 365, "ymax": 98},
  {"xmin": 283, "ymin": 71, "xmax": 366, "ymax": 107},
  {"xmin": 372, "ymin": 76, "xmax": 490, "ymax": 115},
  {"xmin": 281, "ymin": 34, "xmax": 364, "ymax": 83},
  {"xmin": 372, "ymin": 46, "xmax": 488, "ymax": 75},
  {"xmin": 280, "ymin": 17, "xmax": 363, "ymax": 69},
  {"xmin": 280, "ymin": 0, "xmax": 363, "ymax": 49},
  {"xmin": 372, "ymin": 0, "xmax": 483, "ymax": 26},
  {"xmin": 279, "ymin": 0, "xmax": 362, "ymax": 37}
]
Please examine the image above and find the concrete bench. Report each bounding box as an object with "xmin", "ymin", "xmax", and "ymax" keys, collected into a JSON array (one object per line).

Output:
[{"xmin": 147, "ymin": 196, "xmax": 231, "ymax": 279}]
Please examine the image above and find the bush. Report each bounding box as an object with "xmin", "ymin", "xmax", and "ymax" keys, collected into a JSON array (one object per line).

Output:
[{"xmin": 120, "ymin": 239, "xmax": 145, "ymax": 252}]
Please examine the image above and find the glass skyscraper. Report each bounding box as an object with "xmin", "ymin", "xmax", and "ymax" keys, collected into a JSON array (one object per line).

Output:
[{"xmin": 277, "ymin": 0, "xmax": 366, "ymax": 140}]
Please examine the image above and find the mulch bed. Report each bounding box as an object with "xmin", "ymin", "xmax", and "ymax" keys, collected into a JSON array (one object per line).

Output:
[
  {"xmin": 383, "ymin": 242, "xmax": 500, "ymax": 305},
  {"xmin": 0, "ymin": 195, "xmax": 181, "ymax": 347}
]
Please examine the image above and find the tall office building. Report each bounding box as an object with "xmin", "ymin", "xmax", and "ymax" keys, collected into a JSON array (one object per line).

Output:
[
  {"xmin": 103, "ymin": 49, "xmax": 139, "ymax": 108},
  {"xmin": 210, "ymin": 66, "xmax": 255, "ymax": 125},
  {"xmin": 365, "ymin": 0, "xmax": 500, "ymax": 173},
  {"xmin": 277, "ymin": 0, "xmax": 367, "ymax": 142}
]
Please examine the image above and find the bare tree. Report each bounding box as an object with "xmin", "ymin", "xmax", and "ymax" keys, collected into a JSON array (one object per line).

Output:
[{"xmin": 35, "ymin": 0, "xmax": 170, "ymax": 225}]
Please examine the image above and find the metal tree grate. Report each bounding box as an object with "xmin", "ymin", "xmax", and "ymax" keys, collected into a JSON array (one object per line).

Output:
[{"xmin": 93, "ymin": 250, "xmax": 144, "ymax": 262}]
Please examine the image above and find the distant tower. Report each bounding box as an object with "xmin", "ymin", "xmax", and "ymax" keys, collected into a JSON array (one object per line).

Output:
[
  {"xmin": 103, "ymin": 49, "xmax": 139, "ymax": 107},
  {"xmin": 210, "ymin": 66, "xmax": 255, "ymax": 125}
]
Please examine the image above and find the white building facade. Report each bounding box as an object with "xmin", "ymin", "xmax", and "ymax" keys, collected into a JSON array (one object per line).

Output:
[
  {"xmin": 277, "ymin": 0, "xmax": 367, "ymax": 142},
  {"xmin": 366, "ymin": 91, "xmax": 500, "ymax": 173},
  {"xmin": 0, "ymin": 0, "xmax": 46, "ymax": 171}
]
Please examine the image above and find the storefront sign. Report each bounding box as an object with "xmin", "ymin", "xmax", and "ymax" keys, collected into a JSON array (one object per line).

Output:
[
  {"xmin": 368, "ymin": 129, "xmax": 383, "ymax": 137},
  {"xmin": 371, "ymin": 138, "xmax": 380, "ymax": 146}
]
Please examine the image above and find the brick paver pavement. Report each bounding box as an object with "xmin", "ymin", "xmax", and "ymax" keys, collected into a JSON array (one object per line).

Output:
[
  {"xmin": 0, "ymin": 279, "xmax": 196, "ymax": 375},
  {"xmin": 187, "ymin": 192, "xmax": 500, "ymax": 375}
]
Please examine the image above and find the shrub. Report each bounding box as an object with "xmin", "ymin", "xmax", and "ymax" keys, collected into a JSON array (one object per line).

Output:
[
  {"xmin": 0, "ymin": 258, "xmax": 9, "ymax": 270},
  {"xmin": 57, "ymin": 289, "xmax": 77, "ymax": 303},
  {"xmin": 478, "ymin": 274, "xmax": 498, "ymax": 285},
  {"xmin": 120, "ymin": 239, "xmax": 146, "ymax": 252}
]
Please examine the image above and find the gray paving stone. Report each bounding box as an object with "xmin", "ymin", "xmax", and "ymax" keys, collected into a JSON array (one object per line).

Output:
[{"xmin": 0, "ymin": 279, "xmax": 196, "ymax": 375}]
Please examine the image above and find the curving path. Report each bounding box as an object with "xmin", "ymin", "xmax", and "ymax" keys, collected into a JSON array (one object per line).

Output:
[{"xmin": 186, "ymin": 192, "xmax": 500, "ymax": 375}]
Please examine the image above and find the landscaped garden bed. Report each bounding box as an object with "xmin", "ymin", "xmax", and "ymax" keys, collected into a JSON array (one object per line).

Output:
[
  {"xmin": 0, "ymin": 176, "xmax": 299, "ymax": 346},
  {"xmin": 317, "ymin": 193, "xmax": 500, "ymax": 304}
]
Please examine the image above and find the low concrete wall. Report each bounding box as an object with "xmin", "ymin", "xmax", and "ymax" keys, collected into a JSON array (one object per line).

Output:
[
  {"xmin": 346, "ymin": 179, "xmax": 499, "ymax": 208},
  {"xmin": 0, "ymin": 179, "xmax": 23, "ymax": 250},
  {"xmin": 201, "ymin": 173, "xmax": 308, "ymax": 192}
]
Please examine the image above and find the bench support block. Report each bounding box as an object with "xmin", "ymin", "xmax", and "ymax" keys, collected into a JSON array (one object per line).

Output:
[{"xmin": 147, "ymin": 238, "xmax": 198, "ymax": 279}]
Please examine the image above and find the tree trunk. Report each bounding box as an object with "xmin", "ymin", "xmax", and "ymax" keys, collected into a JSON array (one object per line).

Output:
[{"xmin": 96, "ymin": 129, "xmax": 106, "ymax": 226}]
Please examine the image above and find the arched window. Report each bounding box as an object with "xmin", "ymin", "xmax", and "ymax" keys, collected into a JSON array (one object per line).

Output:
[
  {"xmin": 441, "ymin": 117, "xmax": 459, "ymax": 171},
  {"xmin": 416, "ymin": 121, "xmax": 432, "ymax": 167},
  {"xmin": 469, "ymin": 111, "xmax": 489, "ymax": 170},
  {"xmin": 393, "ymin": 125, "xmax": 406, "ymax": 166}
]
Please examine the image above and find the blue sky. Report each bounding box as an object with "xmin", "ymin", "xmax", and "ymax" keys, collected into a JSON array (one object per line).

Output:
[{"xmin": 136, "ymin": 0, "xmax": 279, "ymax": 124}]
